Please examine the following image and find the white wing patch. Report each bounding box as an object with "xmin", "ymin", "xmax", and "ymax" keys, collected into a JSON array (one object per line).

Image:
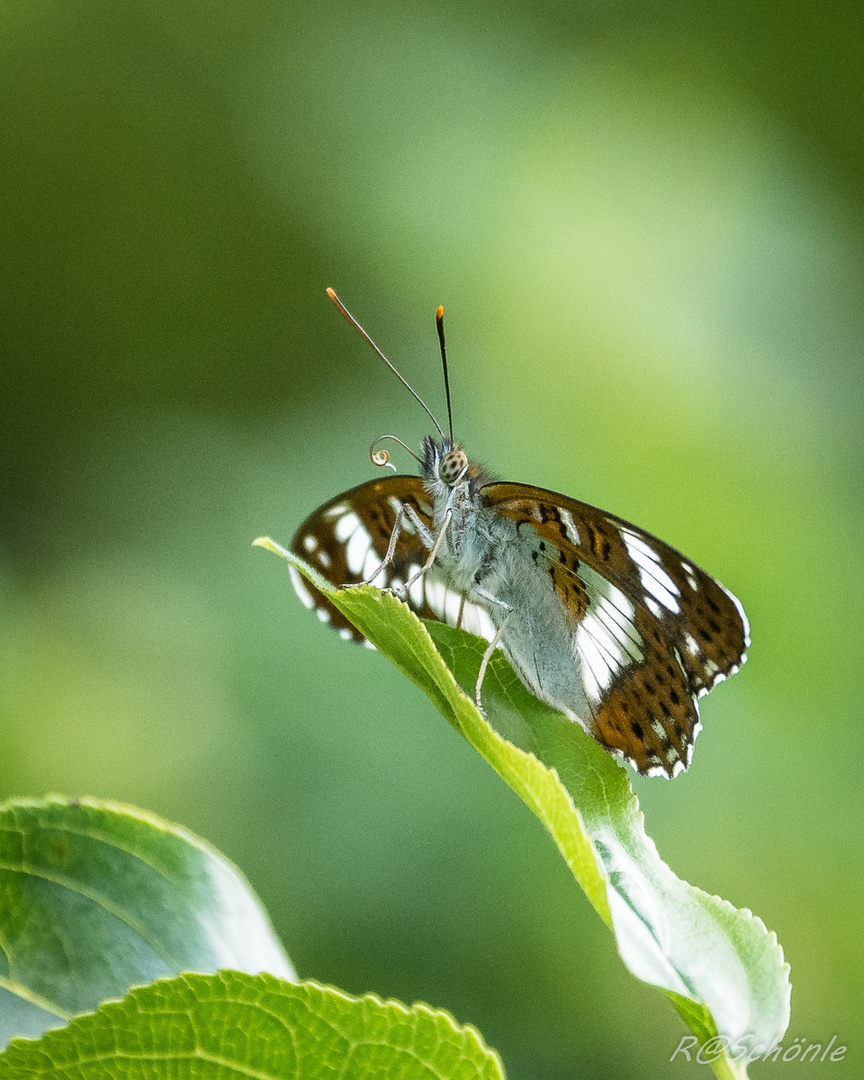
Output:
[
  {"xmin": 621, "ymin": 529, "xmax": 681, "ymax": 614},
  {"xmin": 289, "ymin": 566, "xmax": 315, "ymax": 610},
  {"xmin": 559, "ymin": 510, "xmax": 581, "ymax": 546},
  {"xmin": 418, "ymin": 570, "xmax": 497, "ymax": 642},
  {"xmin": 719, "ymin": 580, "xmax": 752, "ymax": 650},
  {"xmin": 334, "ymin": 511, "xmax": 360, "ymax": 542},
  {"xmin": 444, "ymin": 589, "xmax": 462, "ymax": 625},
  {"xmin": 575, "ymin": 565, "xmax": 644, "ymax": 703},
  {"xmin": 578, "ymin": 628, "xmax": 614, "ymax": 702},
  {"xmin": 460, "ymin": 603, "xmax": 497, "ymax": 641},
  {"xmin": 425, "ymin": 578, "xmax": 447, "ymax": 616},
  {"xmin": 345, "ymin": 523, "xmax": 372, "ymax": 575},
  {"xmin": 362, "ymin": 548, "xmax": 379, "ymax": 580}
]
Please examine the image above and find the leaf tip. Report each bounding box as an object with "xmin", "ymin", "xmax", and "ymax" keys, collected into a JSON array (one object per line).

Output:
[{"xmin": 253, "ymin": 536, "xmax": 283, "ymax": 556}]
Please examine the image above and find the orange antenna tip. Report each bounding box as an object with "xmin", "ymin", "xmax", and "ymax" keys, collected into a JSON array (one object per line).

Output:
[
  {"xmin": 436, "ymin": 305, "xmax": 444, "ymax": 321},
  {"xmin": 326, "ymin": 287, "xmax": 357, "ymax": 328}
]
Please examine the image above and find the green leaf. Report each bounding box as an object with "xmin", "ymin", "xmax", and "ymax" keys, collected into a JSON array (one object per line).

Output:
[
  {"xmin": 0, "ymin": 797, "xmax": 294, "ymax": 1047},
  {"xmin": 0, "ymin": 972, "xmax": 505, "ymax": 1080},
  {"xmin": 264, "ymin": 541, "xmax": 791, "ymax": 1077}
]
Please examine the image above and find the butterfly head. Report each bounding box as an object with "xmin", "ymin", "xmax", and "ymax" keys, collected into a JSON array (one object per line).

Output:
[
  {"xmin": 421, "ymin": 436, "xmax": 462, "ymax": 484},
  {"xmin": 421, "ymin": 436, "xmax": 491, "ymax": 498}
]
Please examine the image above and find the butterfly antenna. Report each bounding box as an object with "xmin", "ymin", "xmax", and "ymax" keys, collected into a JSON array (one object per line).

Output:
[
  {"xmin": 326, "ymin": 288, "xmax": 446, "ymax": 439},
  {"xmin": 435, "ymin": 305, "xmax": 454, "ymax": 442}
]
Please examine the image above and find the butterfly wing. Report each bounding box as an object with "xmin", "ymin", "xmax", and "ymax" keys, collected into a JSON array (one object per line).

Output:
[
  {"xmin": 482, "ymin": 482, "xmax": 749, "ymax": 777},
  {"xmin": 292, "ymin": 474, "xmax": 747, "ymax": 777},
  {"xmin": 290, "ymin": 475, "xmax": 496, "ymax": 644}
]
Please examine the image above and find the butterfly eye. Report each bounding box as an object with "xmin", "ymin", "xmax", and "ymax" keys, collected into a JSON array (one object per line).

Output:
[{"xmin": 439, "ymin": 449, "xmax": 468, "ymax": 485}]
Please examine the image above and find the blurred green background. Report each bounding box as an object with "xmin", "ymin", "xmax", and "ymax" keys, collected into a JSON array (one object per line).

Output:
[{"xmin": 1, "ymin": 2, "xmax": 862, "ymax": 1076}]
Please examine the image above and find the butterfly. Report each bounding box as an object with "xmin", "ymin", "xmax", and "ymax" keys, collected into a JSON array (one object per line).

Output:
[{"xmin": 290, "ymin": 289, "xmax": 749, "ymax": 778}]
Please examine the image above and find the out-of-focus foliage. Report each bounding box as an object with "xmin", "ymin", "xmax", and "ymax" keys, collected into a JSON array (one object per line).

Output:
[
  {"xmin": 1, "ymin": 972, "xmax": 505, "ymax": 1080},
  {"xmin": 0, "ymin": 797, "xmax": 294, "ymax": 1045},
  {"xmin": 1, "ymin": 3, "xmax": 861, "ymax": 1077}
]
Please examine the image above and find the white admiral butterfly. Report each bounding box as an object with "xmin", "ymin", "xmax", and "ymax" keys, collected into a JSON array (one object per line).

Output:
[{"xmin": 291, "ymin": 290, "xmax": 749, "ymax": 778}]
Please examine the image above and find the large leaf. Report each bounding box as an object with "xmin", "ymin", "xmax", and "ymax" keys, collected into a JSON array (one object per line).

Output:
[
  {"xmin": 0, "ymin": 797, "xmax": 294, "ymax": 1047},
  {"xmin": 0, "ymin": 972, "xmax": 505, "ymax": 1080},
  {"xmin": 262, "ymin": 541, "xmax": 791, "ymax": 1080}
]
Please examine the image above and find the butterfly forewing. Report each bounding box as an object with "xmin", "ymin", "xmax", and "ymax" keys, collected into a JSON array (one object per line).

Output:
[
  {"xmin": 291, "ymin": 476, "xmax": 430, "ymax": 640},
  {"xmin": 569, "ymin": 561, "xmax": 698, "ymax": 775},
  {"xmin": 290, "ymin": 475, "xmax": 496, "ymax": 643},
  {"xmin": 483, "ymin": 482, "xmax": 749, "ymax": 776}
]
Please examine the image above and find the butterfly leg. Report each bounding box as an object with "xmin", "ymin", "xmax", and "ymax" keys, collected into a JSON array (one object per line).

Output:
[
  {"xmin": 472, "ymin": 587, "xmax": 513, "ymax": 713},
  {"xmin": 456, "ymin": 594, "xmax": 467, "ymax": 630},
  {"xmin": 395, "ymin": 509, "xmax": 453, "ymax": 598},
  {"xmin": 385, "ymin": 481, "xmax": 460, "ymax": 597},
  {"xmin": 344, "ymin": 502, "xmax": 435, "ymax": 589}
]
